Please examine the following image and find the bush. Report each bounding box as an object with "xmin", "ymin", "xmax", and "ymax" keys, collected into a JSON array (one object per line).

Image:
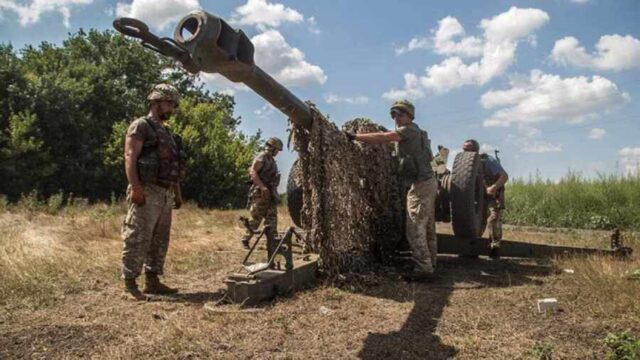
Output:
[
  {"xmin": 46, "ymin": 191, "xmax": 64, "ymax": 214},
  {"xmin": 605, "ymin": 331, "xmax": 640, "ymax": 360}
]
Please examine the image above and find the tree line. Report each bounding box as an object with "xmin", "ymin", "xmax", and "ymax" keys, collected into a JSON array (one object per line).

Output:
[{"xmin": 0, "ymin": 29, "xmax": 261, "ymax": 208}]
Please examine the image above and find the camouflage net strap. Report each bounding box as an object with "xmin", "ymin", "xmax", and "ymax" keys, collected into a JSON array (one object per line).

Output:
[{"xmin": 292, "ymin": 103, "xmax": 404, "ymax": 276}]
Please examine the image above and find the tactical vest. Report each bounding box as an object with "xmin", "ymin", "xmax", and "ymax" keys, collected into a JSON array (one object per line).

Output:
[
  {"xmin": 257, "ymin": 151, "xmax": 280, "ymax": 190},
  {"xmin": 396, "ymin": 124, "xmax": 434, "ymax": 182},
  {"xmin": 137, "ymin": 117, "xmax": 186, "ymax": 187}
]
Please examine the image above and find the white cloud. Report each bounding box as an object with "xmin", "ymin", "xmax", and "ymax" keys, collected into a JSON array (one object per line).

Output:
[
  {"xmin": 200, "ymin": 73, "xmax": 248, "ymax": 95},
  {"xmin": 482, "ymin": 70, "xmax": 630, "ymax": 127},
  {"xmin": 480, "ymin": 143, "xmax": 496, "ymax": 153},
  {"xmin": 387, "ymin": 7, "xmax": 549, "ymax": 96},
  {"xmin": 433, "ymin": 16, "xmax": 483, "ymax": 57},
  {"xmin": 522, "ymin": 141, "xmax": 562, "ymax": 153},
  {"xmin": 323, "ymin": 93, "xmax": 369, "ymax": 105},
  {"xmin": 307, "ymin": 16, "xmax": 320, "ymax": 35},
  {"xmin": 619, "ymin": 147, "xmax": 640, "ymax": 175},
  {"xmin": 252, "ymin": 29, "xmax": 326, "ymax": 87},
  {"xmin": 115, "ymin": 0, "xmax": 200, "ymax": 31},
  {"xmin": 382, "ymin": 73, "xmax": 424, "ymax": 101},
  {"xmin": 588, "ymin": 128, "xmax": 606, "ymax": 140},
  {"xmin": 551, "ymin": 34, "xmax": 640, "ymax": 71},
  {"xmin": 571, "ymin": 0, "xmax": 589, "ymax": 4},
  {"xmin": 395, "ymin": 36, "xmax": 430, "ymax": 56},
  {"xmin": 0, "ymin": 0, "xmax": 92, "ymax": 27},
  {"xmin": 230, "ymin": 0, "xmax": 303, "ymax": 30},
  {"xmin": 254, "ymin": 103, "xmax": 276, "ymax": 118},
  {"xmin": 396, "ymin": 16, "xmax": 483, "ymax": 57}
]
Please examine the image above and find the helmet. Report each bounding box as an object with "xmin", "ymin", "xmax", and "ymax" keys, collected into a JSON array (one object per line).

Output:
[
  {"xmin": 266, "ymin": 137, "xmax": 283, "ymax": 151},
  {"xmin": 390, "ymin": 99, "xmax": 415, "ymax": 119},
  {"xmin": 147, "ymin": 84, "xmax": 180, "ymax": 106}
]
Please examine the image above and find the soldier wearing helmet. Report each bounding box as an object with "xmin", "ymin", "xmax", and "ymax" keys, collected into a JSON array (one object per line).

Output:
[
  {"xmin": 344, "ymin": 100, "xmax": 437, "ymax": 280},
  {"xmin": 120, "ymin": 83, "xmax": 185, "ymax": 300},
  {"xmin": 241, "ymin": 136, "xmax": 283, "ymax": 248}
]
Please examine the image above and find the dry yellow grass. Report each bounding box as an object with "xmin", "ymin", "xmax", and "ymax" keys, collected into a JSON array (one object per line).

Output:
[{"xmin": 0, "ymin": 203, "xmax": 638, "ymax": 359}]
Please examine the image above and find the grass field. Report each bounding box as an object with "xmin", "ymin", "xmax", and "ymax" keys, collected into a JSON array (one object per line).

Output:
[
  {"xmin": 0, "ymin": 201, "xmax": 639, "ymax": 359},
  {"xmin": 505, "ymin": 173, "xmax": 640, "ymax": 231}
]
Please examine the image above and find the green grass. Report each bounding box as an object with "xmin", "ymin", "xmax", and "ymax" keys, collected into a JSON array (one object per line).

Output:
[{"xmin": 505, "ymin": 172, "xmax": 640, "ymax": 231}]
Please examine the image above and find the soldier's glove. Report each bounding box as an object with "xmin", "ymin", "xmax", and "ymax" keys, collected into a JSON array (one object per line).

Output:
[
  {"xmin": 130, "ymin": 185, "xmax": 145, "ymax": 206},
  {"xmin": 343, "ymin": 131, "xmax": 356, "ymax": 142}
]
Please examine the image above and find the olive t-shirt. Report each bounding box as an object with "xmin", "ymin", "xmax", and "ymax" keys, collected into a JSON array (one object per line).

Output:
[{"xmin": 394, "ymin": 123, "xmax": 434, "ymax": 182}]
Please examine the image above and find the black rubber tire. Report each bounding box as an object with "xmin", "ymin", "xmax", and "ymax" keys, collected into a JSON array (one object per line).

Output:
[
  {"xmin": 449, "ymin": 151, "xmax": 487, "ymax": 237},
  {"xmin": 286, "ymin": 159, "xmax": 304, "ymax": 228}
]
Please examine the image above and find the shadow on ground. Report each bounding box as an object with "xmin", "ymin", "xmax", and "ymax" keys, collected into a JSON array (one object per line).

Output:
[
  {"xmin": 358, "ymin": 256, "xmax": 552, "ymax": 359},
  {"xmin": 148, "ymin": 289, "xmax": 227, "ymax": 304},
  {"xmin": 0, "ymin": 324, "xmax": 117, "ymax": 359}
]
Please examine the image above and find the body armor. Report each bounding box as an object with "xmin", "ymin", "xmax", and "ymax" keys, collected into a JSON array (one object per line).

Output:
[{"xmin": 137, "ymin": 117, "xmax": 186, "ymax": 187}]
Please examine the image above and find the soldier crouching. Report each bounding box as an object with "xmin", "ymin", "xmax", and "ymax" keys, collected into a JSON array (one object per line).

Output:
[{"xmin": 121, "ymin": 84, "xmax": 186, "ymax": 300}]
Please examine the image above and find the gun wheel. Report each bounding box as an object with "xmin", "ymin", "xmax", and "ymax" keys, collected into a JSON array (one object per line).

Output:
[{"xmin": 449, "ymin": 151, "xmax": 488, "ymax": 237}]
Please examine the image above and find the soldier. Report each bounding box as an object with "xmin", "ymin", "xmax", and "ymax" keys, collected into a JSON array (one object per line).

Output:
[
  {"xmin": 241, "ymin": 137, "xmax": 283, "ymax": 248},
  {"xmin": 121, "ymin": 84, "xmax": 186, "ymax": 300},
  {"xmin": 462, "ymin": 139, "xmax": 509, "ymax": 259},
  {"xmin": 345, "ymin": 100, "xmax": 437, "ymax": 279}
]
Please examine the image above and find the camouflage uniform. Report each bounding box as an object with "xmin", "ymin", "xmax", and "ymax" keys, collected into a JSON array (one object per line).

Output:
[
  {"xmin": 121, "ymin": 183, "xmax": 175, "ymax": 279},
  {"xmin": 395, "ymin": 118, "xmax": 437, "ymax": 274},
  {"xmin": 121, "ymin": 115, "xmax": 181, "ymax": 279},
  {"xmin": 242, "ymin": 150, "xmax": 280, "ymax": 242}
]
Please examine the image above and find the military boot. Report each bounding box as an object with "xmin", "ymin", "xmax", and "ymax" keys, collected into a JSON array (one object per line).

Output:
[
  {"xmin": 123, "ymin": 278, "xmax": 148, "ymax": 301},
  {"xmin": 143, "ymin": 272, "xmax": 178, "ymax": 295}
]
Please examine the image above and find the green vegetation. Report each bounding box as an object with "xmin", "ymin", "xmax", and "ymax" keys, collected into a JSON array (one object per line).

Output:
[
  {"xmin": 605, "ymin": 331, "xmax": 640, "ymax": 360},
  {"xmin": 504, "ymin": 172, "xmax": 640, "ymax": 231},
  {"xmin": 0, "ymin": 30, "xmax": 260, "ymax": 208}
]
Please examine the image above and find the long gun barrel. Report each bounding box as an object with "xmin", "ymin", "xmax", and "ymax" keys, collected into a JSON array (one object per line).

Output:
[{"xmin": 113, "ymin": 10, "xmax": 313, "ymax": 129}]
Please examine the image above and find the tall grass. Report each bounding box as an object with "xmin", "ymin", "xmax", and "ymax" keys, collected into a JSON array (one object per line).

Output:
[{"xmin": 505, "ymin": 172, "xmax": 640, "ymax": 231}]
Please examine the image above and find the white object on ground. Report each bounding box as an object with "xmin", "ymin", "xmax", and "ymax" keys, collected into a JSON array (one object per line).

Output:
[
  {"xmin": 319, "ymin": 306, "xmax": 333, "ymax": 315},
  {"xmin": 563, "ymin": 269, "xmax": 575, "ymax": 274},
  {"xmin": 537, "ymin": 298, "xmax": 558, "ymax": 313}
]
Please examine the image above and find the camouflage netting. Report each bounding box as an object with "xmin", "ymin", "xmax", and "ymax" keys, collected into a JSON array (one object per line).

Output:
[{"xmin": 291, "ymin": 104, "xmax": 405, "ymax": 275}]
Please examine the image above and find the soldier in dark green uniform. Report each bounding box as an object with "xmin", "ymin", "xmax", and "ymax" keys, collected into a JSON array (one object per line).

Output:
[
  {"xmin": 345, "ymin": 100, "xmax": 437, "ymax": 279},
  {"xmin": 241, "ymin": 137, "xmax": 283, "ymax": 248},
  {"xmin": 121, "ymin": 84, "xmax": 186, "ymax": 300}
]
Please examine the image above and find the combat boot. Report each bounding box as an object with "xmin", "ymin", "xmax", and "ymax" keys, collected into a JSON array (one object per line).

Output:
[
  {"xmin": 123, "ymin": 278, "xmax": 148, "ymax": 301},
  {"xmin": 143, "ymin": 272, "xmax": 178, "ymax": 295}
]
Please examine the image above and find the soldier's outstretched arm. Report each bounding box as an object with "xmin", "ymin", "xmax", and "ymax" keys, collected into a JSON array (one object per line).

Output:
[{"xmin": 353, "ymin": 131, "xmax": 400, "ymax": 144}]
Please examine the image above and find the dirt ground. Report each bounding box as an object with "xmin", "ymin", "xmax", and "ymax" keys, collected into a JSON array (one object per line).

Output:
[{"xmin": 0, "ymin": 206, "xmax": 638, "ymax": 359}]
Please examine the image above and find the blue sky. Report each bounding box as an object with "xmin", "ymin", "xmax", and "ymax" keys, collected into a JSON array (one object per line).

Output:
[{"xmin": 1, "ymin": 0, "xmax": 639, "ymax": 189}]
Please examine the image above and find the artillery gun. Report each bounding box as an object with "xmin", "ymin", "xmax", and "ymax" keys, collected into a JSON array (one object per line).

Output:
[{"xmin": 113, "ymin": 10, "xmax": 631, "ymax": 304}]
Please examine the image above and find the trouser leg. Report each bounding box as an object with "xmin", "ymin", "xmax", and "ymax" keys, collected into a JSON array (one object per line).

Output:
[
  {"xmin": 145, "ymin": 188, "xmax": 173, "ymax": 275},
  {"xmin": 405, "ymin": 179, "xmax": 436, "ymax": 273},
  {"xmin": 423, "ymin": 178, "xmax": 438, "ymax": 268},
  {"xmin": 121, "ymin": 185, "xmax": 162, "ymax": 279},
  {"xmin": 242, "ymin": 189, "xmax": 269, "ymax": 242},
  {"xmin": 487, "ymin": 199, "xmax": 502, "ymax": 248}
]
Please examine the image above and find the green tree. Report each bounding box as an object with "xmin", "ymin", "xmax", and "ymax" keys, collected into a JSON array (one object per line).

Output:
[{"xmin": 0, "ymin": 30, "xmax": 261, "ymax": 207}]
